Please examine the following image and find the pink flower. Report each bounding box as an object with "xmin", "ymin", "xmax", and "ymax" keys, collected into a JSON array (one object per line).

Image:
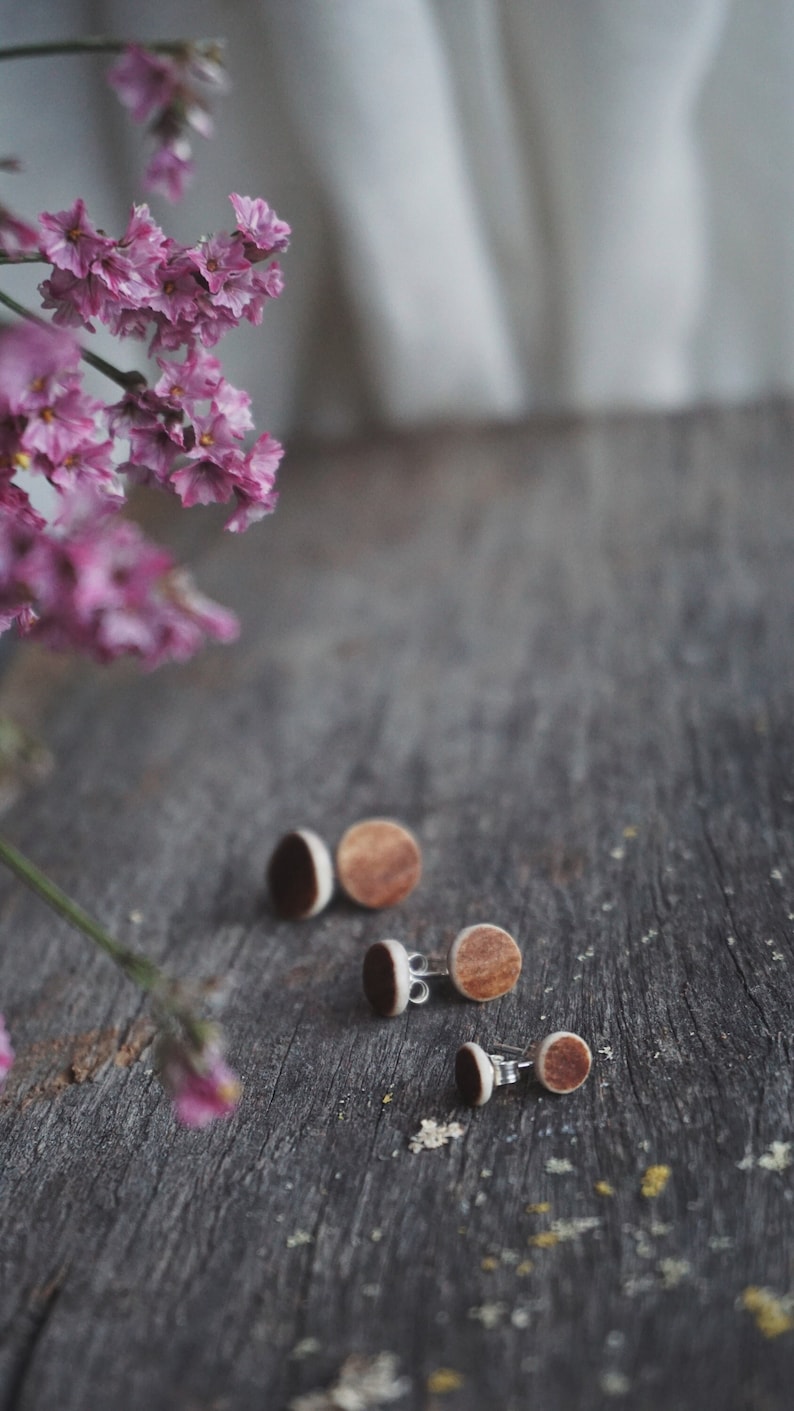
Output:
[
  {"xmin": 157, "ymin": 1033, "xmax": 241, "ymax": 1128},
  {"xmin": 211, "ymin": 377, "xmax": 253, "ymax": 436},
  {"xmin": 190, "ymin": 232, "xmax": 249, "ymax": 297},
  {"xmin": 0, "ymin": 320, "xmax": 80, "ymax": 418},
  {"xmin": 39, "ymin": 198, "xmax": 112, "ymax": 278},
  {"xmin": 47, "ymin": 436, "xmax": 120, "ymax": 500},
  {"xmin": 22, "ymin": 384, "xmax": 100, "ymax": 464},
  {"xmin": 242, "ymin": 262, "xmax": 285, "ymax": 327},
  {"xmin": 146, "ymin": 252, "xmax": 202, "ymax": 324},
  {"xmin": 0, "ymin": 204, "xmax": 40, "ymax": 258},
  {"xmin": 0, "ymin": 1014, "xmax": 13, "ymax": 1093},
  {"xmin": 39, "ymin": 267, "xmax": 101, "ymax": 330},
  {"xmin": 224, "ymin": 433, "xmax": 282, "ymax": 532},
  {"xmin": 170, "ymin": 454, "xmax": 240, "ymax": 508},
  {"xmin": 145, "ymin": 140, "xmax": 194, "ymax": 205},
  {"xmin": 107, "ymin": 45, "xmax": 180, "ymax": 124},
  {"xmin": 118, "ymin": 204, "xmax": 168, "ymax": 278},
  {"xmin": 0, "ymin": 478, "xmax": 45, "ymax": 530},
  {"xmin": 229, "ymin": 193, "xmax": 291, "ymax": 259},
  {"xmin": 126, "ymin": 417, "xmax": 185, "ymax": 486},
  {"xmin": 154, "ymin": 351, "xmax": 222, "ymax": 409},
  {"xmin": 108, "ymin": 44, "xmax": 227, "ymax": 203},
  {"xmin": 1, "ymin": 508, "xmax": 238, "ymax": 668},
  {"xmin": 184, "ymin": 409, "xmax": 243, "ymax": 459}
]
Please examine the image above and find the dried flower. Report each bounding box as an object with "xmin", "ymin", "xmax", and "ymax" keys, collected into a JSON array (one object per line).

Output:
[
  {"xmin": 156, "ymin": 1028, "xmax": 241, "ymax": 1128},
  {"xmin": 230, "ymin": 192, "xmax": 291, "ymax": 260},
  {"xmin": 107, "ymin": 42, "xmax": 227, "ymax": 202},
  {"xmin": 1, "ymin": 186, "xmax": 288, "ymax": 664}
]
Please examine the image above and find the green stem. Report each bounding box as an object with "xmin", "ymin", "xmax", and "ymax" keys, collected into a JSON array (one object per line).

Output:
[
  {"xmin": 0, "ymin": 39, "xmax": 191, "ymax": 62},
  {"xmin": 0, "ymin": 255, "xmax": 46, "ymax": 266},
  {"xmin": 0, "ymin": 833, "xmax": 161, "ymax": 992},
  {"xmin": 0, "ymin": 289, "xmax": 145, "ymax": 392},
  {"xmin": 0, "ymin": 289, "xmax": 43, "ymax": 323}
]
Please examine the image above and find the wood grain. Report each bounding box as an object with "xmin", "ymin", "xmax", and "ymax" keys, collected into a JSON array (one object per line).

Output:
[{"xmin": 2, "ymin": 405, "xmax": 794, "ymax": 1409}]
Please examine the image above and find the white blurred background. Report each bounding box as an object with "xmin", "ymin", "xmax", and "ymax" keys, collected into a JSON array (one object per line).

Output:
[{"xmin": 1, "ymin": 0, "xmax": 792, "ymax": 439}]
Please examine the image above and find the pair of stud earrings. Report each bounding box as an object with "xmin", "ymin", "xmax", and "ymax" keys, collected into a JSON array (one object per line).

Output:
[
  {"xmin": 267, "ymin": 818, "xmax": 422, "ymax": 918},
  {"xmin": 455, "ymin": 1032, "xmax": 592, "ymax": 1104},
  {"xmin": 361, "ymin": 926, "xmax": 522, "ymax": 1015}
]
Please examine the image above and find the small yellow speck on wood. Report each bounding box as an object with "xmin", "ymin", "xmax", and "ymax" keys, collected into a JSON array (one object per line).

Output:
[
  {"xmin": 427, "ymin": 1368, "xmax": 465, "ymax": 1395},
  {"xmin": 641, "ymin": 1164, "xmax": 671, "ymax": 1198},
  {"xmin": 529, "ymin": 1232, "xmax": 560, "ymax": 1249},
  {"xmin": 742, "ymin": 1287, "xmax": 794, "ymax": 1339}
]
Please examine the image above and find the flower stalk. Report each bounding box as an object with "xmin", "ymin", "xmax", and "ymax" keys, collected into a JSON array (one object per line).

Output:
[
  {"xmin": 0, "ymin": 832, "xmax": 241, "ymax": 1122},
  {"xmin": 0, "ymin": 833, "xmax": 161, "ymax": 991},
  {"xmin": 0, "ymin": 39, "xmax": 205, "ymax": 63}
]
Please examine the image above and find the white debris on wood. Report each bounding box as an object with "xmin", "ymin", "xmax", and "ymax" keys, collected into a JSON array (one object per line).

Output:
[
  {"xmin": 290, "ymin": 1339, "xmax": 323, "ymax": 1361},
  {"xmin": 467, "ymin": 1302, "xmax": 507, "ymax": 1329},
  {"xmin": 288, "ymin": 1352, "xmax": 410, "ymax": 1411},
  {"xmin": 737, "ymin": 1141, "xmax": 792, "ymax": 1173},
  {"xmin": 408, "ymin": 1118, "xmax": 465, "ymax": 1153},
  {"xmin": 600, "ymin": 1371, "xmax": 631, "ymax": 1397},
  {"xmin": 549, "ymin": 1216, "xmax": 602, "ymax": 1242},
  {"xmin": 286, "ymin": 1230, "xmax": 314, "ymax": 1248},
  {"xmin": 545, "ymin": 1157, "xmax": 575, "ymax": 1174},
  {"xmin": 758, "ymin": 1141, "xmax": 792, "ymax": 1172},
  {"xmin": 658, "ymin": 1258, "xmax": 691, "ymax": 1289}
]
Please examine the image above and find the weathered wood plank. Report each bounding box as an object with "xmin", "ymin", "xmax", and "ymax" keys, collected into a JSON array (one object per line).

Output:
[{"xmin": 2, "ymin": 405, "xmax": 794, "ymax": 1410}]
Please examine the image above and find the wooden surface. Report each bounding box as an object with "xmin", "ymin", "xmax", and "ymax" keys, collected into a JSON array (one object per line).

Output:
[{"xmin": 1, "ymin": 405, "xmax": 794, "ymax": 1410}]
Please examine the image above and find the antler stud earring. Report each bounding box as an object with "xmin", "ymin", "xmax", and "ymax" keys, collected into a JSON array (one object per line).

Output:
[
  {"xmin": 336, "ymin": 818, "xmax": 422, "ymax": 909},
  {"xmin": 455, "ymin": 1031, "xmax": 592, "ymax": 1105},
  {"xmin": 362, "ymin": 925, "xmax": 522, "ymax": 1017}
]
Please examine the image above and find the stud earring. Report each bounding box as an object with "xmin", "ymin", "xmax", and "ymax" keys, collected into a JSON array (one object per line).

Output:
[
  {"xmin": 455, "ymin": 1031, "xmax": 592, "ymax": 1105},
  {"xmin": 362, "ymin": 925, "xmax": 522, "ymax": 1017},
  {"xmin": 336, "ymin": 818, "xmax": 422, "ymax": 909}
]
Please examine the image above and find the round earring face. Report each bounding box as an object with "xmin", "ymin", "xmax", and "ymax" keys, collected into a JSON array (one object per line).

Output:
[
  {"xmin": 534, "ymin": 1031, "xmax": 592, "ymax": 1093},
  {"xmin": 336, "ymin": 819, "xmax": 422, "ymax": 909},
  {"xmin": 267, "ymin": 828, "xmax": 334, "ymax": 919},
  {"xmin": 455, "ymin": 1042, "xmax": 495, "ymax": 1106},
  {"xmin": 362, "ymin": 939, "xmax": 412, "ymax": 1016},
  {"xmin": 447, "ymin": 924, "xmax": 522, "ymax": 1002}
]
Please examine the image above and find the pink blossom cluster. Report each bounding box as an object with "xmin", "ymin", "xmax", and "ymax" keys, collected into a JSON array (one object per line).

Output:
[
  {"xmin": 0, "ymin": 192, "xmax": 288, "ymax": 666},
  {"xmin": 108, "ymin": 42, "xmax": 227, "ymax": 202},
  {"xmin": 157, "ymin": 1030, "xmax": 241, "ymax": 1128},
  {"xmin": 0, "ymin": 1013, "xmax": 13, "ymax": 1093}
]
